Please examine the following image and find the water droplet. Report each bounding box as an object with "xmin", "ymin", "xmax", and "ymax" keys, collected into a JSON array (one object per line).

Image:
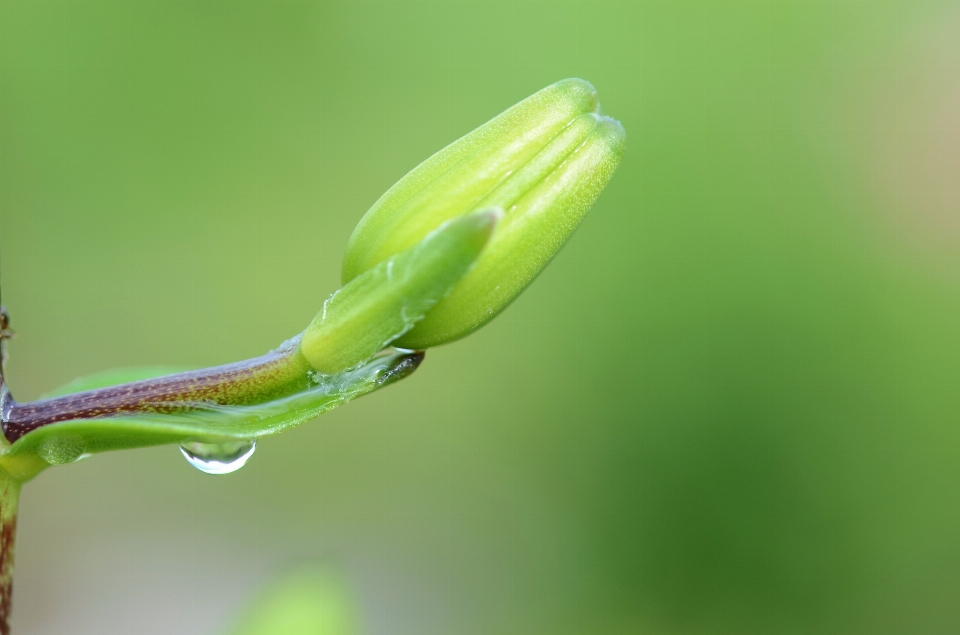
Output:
[{"xmin": 179, "ymin": 439, "xmax": 256, "ymax": 475}]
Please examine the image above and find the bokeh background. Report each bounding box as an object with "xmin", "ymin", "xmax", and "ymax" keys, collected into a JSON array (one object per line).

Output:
[{"xmin": 2, "ymin": 1, "xmax": 960, "ymax": 633}]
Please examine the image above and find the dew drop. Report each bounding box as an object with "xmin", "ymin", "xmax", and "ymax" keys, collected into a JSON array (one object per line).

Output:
[{"xmin": 179, "ymin": 439, "xmax": 256, "ymax": 475}]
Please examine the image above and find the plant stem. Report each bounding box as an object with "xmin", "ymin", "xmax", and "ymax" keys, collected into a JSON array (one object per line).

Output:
[
  {"xmin": 2, "ymin": 343, "xmax": 314, "ymax": 443},
  {"xmin": 0, "ymin": 467, "xmax": 19, "ymax": 635},
  {"xmin": 0, "ymin": 303, "xmax": 424, "ymax": 632}
]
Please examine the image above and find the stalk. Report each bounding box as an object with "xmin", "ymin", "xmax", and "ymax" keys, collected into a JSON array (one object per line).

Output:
[
  {"xmin": 0, "ymin": 309, "xmax": 20, "ymax": 634},
  {"xmin": 0, "ymin": 306, "xmax": 424, "ymax": 631},
  {"xmin": 0, "ymin": 468, "xmax": 17, "ymax": 635},
  {"xmin": 2, "ymin": 343, "xmax": 314, "ymax": 443}
]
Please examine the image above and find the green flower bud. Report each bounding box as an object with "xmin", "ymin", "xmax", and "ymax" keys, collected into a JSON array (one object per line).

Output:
[
  {"xmin": 300, "ymin": 210, "xmax": 499, "ymax": 374},
  {"xmin": 342, "ymin": 78, "xmax": 626, "ymax": 349}
]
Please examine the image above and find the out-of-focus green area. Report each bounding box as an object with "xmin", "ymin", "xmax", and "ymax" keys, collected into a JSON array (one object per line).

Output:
[
  {"xmin": 1, "ymin": 2, "xmax": 959, "ymax": 634},
  {"xmin": 225, "ymin": 566, "xmax": 359, "ymax": 635}
]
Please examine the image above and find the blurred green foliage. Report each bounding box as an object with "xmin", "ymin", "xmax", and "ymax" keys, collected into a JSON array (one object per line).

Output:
[
  {"xmin": 1, "ymin": 1, "xmax": 959, "ymax": 634},
  {"xmin": 225, "ymin": 566, "xmax": 359, "ymax": 635}
]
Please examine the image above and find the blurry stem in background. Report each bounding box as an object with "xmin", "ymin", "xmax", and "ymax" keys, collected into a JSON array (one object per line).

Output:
[
  {"xmin": 0, "ymin": 312, "xmax": 16, "ymax": 634},
  {"xmin": 0, "ymin": 467, "xmax": 18, "ymax": 635}
]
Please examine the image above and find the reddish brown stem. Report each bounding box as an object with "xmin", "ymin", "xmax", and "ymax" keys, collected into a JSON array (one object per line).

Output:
[
  {"xmin": 2, "ymin": 346, "xmax": 314, "ymax": 443},
  {"xmin": 0, "ymin": 470, "xmax": 19, "ymax": 635}
]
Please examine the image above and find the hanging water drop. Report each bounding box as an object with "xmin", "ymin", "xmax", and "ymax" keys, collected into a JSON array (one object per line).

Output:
[{"xmin": 179, "ymin": 439, "xmax": 256, "ymax": 475}]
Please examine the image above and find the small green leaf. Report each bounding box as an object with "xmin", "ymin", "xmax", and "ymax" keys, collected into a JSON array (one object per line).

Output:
[{"xmin": 300, "ymin": 209, "xmax": 498, "ymax": 374}]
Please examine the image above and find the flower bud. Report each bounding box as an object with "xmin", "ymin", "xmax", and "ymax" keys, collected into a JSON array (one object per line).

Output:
[{"xmin": 342, "ymin": 78, "xmax": 625, "ymax": 349}]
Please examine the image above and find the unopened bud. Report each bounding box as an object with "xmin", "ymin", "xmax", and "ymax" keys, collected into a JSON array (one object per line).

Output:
[{"xmin": 342, "ymin": 78, "xmax": 625, "ymax": 348}]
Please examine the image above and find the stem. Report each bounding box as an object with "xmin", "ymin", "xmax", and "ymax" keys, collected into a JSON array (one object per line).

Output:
[
  {"xmin": 0, "ymin": 468, "xmax": 19, "ymax": 635},
  {"xmin": 0, "ymin": 309, "xmax": 20, "ymax": 633},
  {"xmin": 2, "ymin": 344, "xmax": 314, "ymax": 443},
  {"xmin": 0, "ymin": 305, "xmax": 424, "ymax": 632}
]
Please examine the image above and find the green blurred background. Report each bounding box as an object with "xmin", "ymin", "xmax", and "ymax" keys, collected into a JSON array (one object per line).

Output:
[{"xmin": 2, "ymin": 1, "xmax": 959, "ymax": 633}]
